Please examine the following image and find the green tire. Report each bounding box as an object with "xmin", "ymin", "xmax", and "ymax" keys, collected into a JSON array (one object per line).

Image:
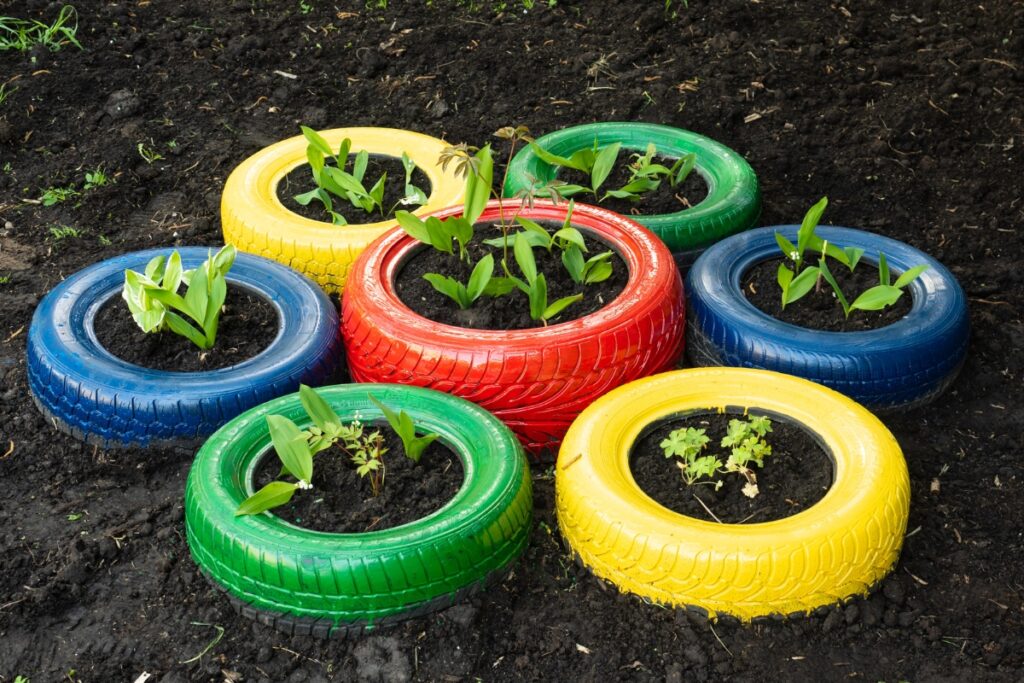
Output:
[
  {"xmin": 185, "ymin": 384, "xmax": 532, "ymax": 637},
  {"xmin": 504, "ymin": 122, "xmax": 761, "ymax": 256}
]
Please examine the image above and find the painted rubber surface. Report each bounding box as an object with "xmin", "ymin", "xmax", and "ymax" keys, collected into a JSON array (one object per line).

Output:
[
  {"xmin": 686, "ymin": 226, "xmax": 969, "ymax": 411},
  {"xmin": 342, "ymin": 199, "xmax": 686, "ymax": 458},
  {"xmin": 185, "ymin": 384, "xmax": 532, "ymax": 637},
  {"xmin": 27, "ymin": 248, "xmax": 341, "ymax": 448},
  {"xmin": 222, "ymin": 127, "xmax": 465, "ymax": 293},
  {"xmin": 556, "ymin": 367, "xmax": 910, "ymax": 621},
  {"xmin": 503, "ymin": 122, "xmax": 761, "ymax": 256}
]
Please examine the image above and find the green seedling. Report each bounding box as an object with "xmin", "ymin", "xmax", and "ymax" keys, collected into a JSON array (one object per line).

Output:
[
  {"xmin": 294, "ymin": 126, "xmax": 424, "ymax": 225},
  {"xmin": 47, "ymin": 224, "xmax": 81, "ymax": 240},
  {"xmin": 507, "ymin": 231, "xmax": 582, "ymax": 323},
  {"xmin": 39, "ymin": 185, "xmax": 79, "ymax": 206},
  {"xmin": 137, "ymin": 142, "xmax": 163, "ymax": 164},
  {"xmin": 660, "ymin": 414, "xmax": 773, "ymax": 496},
  {"xmin": 83, "ymin": 167, "xmax": 110, "ymax": 189},
  {"xmin": 368, "ymin": 394, "xmax": 440, "ymax": 463},
  {"xmin": 628, "ymin": 144, "xmax": 696, "ymax": 190},
  {"xmin": 0, "ymin": 275, "xmax": 11, "ymax": 284},
  {"xmin": 236, "ymin": 414, "xmax": 315, "ymax": 515},
  {"xmin": 122, "ymin": 245, "xmax": 237, "ymax": 349},
  {"xmin": 816, "ymin": 244, "xmax": 929, "ymax": 319},
  {"xmin": 0, "ymin": 5, "xmax": 82, "ymax": 52},
  {"xmin": 423, "ymin": 253, "xmax": 497, "ymax": 310},
  {"xmin": 0, "ymin": 83, "xmax": 16, "ymax": 106}
]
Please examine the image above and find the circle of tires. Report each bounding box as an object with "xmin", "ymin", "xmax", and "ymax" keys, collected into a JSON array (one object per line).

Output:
[
  {"xmin": 342, "ymin": 199, "xmax": 687, "ymax": 458},
  {"xmin": 185, "ymin": 384, "xmax": 532, "ymax": 637},
  {"xmin": 27, "ymin": 248, "xmax": 341, "ymax": 448},
  {"xmin": 686, "ymin": 225, "xmax": 970, "ymax": 411},
  {"xmin": 503, "ymin": 121, "xmax": 761, "ymax": 261},
  {"xmin": 222, "ymin": 127, "xmax": 465, "ymax": 293},
  {"xmin": 556, "ymin": 367, "xmax": 910, "ymax": 621}
]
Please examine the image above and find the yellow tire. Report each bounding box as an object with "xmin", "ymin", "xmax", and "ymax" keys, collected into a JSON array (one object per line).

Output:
[
  {"xmin": 221, "ymin": 127, "xmax": 464, "ymax": 293},
  {"xmin": 555, "ymin": 367, "xmax": 910, "ymax": 621}
]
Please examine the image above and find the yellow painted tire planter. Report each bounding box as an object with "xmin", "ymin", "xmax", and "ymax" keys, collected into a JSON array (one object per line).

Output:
[
  {"xmin": 555, "ymin": 367, "xmax": 910, "ymax": 621},
  {"xmin": 221, "ymin": 127, "xmax": 464, "ymax": 293}
]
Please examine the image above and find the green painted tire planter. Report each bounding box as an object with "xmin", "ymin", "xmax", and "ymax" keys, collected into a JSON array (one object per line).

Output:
[
  {"xmin": 503, "ymin": 122, "xmax": 761, "ymax": 260},
  {"xmin": 185, "ymin": 384, "xmax": 532, "ymax": 637}
]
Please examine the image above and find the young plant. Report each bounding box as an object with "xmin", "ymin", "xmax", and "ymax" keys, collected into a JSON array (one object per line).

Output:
[
  {"xmin": 236, "ymin": 414, "xmax": 314, "ymax": 516},
  {"xmin": 137, "ymin": 142, "xmax": 163, "ymax": 164},
  {"xmin": 659, "ymin": 414, "xmax": 774, "ymax": 497},
  {"xmin": 83, "ymin": 167, "xmax": 110, "ymax": 189},
  {"xmin": 0, "ymin": 5, "xmax": 82, "ymax": 53},
  {"xmin": 368, "ymin": 395, "xmax": 440, "ymax": 463},
  {"xmin": 529, "ymin": 138, "xmax": 622, "ymax": 200},
  {"xmin": 507, "ymin": 232, "xmax": 582, "ymax": 323},
  {"xmin": 422, "ymin": 253, "xmax": 496, "ymax": 310},
  {"xmin": 816, "ymin": 246, "xmax": 929, "ymax": 319},
  {"xmin": 628, "ymin": 144, "xmax": 696, "ymax": 190},
  {"xmin": 39, "ymin": 185, "xmax": 79, "ymax": 206},
  {"xmin": 122, "ymin": 245, "xmax": 237, "ymax": 349}
]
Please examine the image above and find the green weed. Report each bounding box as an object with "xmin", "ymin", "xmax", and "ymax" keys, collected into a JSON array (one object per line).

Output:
[{"xmin": 0, "ymin": 5, "xmax": 82, "ymax": 52}]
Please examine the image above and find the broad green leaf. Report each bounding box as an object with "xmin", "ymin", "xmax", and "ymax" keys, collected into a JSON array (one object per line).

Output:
[
  {"xmin": 553, "ymin": 227, "xmax": 586, "ymax": 252},
  {"xmin": 584, "ymin": 258, "xmax": 613, "ymax": 284},
  {"xmin": 528, "ymin": 273, "xmax": 547, "ymax": 320},
  {"xmin": 396, "ymin": 211, "xmax": 432, "ymax": 243},
  {"xmin": 300, "ymin": 126, "xmax": 333, "ymax": 157},
  {"xmin": 267, "ymin": 414, "xmax": 313, "ymax": 483},
  {"xmin": 483, "ymin": 231, "xmax": 548, "ymax": 249},
  {"xmin": 424, "ymin": 216, "xmax": 454, "ymax": 254},
  {"xmin": 878, "ymin": 252, "xmax": 890, "ymax": 286},
  {"xmin": 561, "ymin": 200, "xmax": 576, "ymax": 231},
  {"xmin": 448, "ymin": 216, "xmax": 474, "ymax": 256},
  {"xmin": 404, "ymin": 185, "xmax": 428, "ymax": 206},
  {"xmin": 145, "ymin": 255, "xmax": 166, "ymax": 281},
  {"xmin": 546, "ymin": 183, "xmax": 588, "ymax": 197},
  {"xmin": 561, "ymin": 246, "xmax": 585, "ymax": 284},
  {"xmin": 144, "ymin": 287, "xmax": 190, "ymax": 317},
  {"xmin": 367, "ymin": 394, "xmax": 403, "ymax": 437},
  {"xmin": 183, "ymin": 264, "xmax": 209, "ymax": 327},
  {"xmin": 816, "ymin": 258, "xmax": 850, "ymax": 315},
  {"xmin": 529, "ymin": 142, "xmax": 581, "ymax": 172},
  {"xmin": 463, "ymin": 145, "xmax": 493, "ymax": 226},
  {"xmin": 368, "ymin": 173, "xmax": 387, "ymax": 210},
  {"xmin": 423, "ymin": 273, "xmax": 469, "ymax": 309},
  {"xmin": 330, "ymin": 211, "xmax": 348, "ymax": 226},
  {"xmin": 783, "ymin": 266, "xmax": 821, "ymax": 306},
  {"xmin": 482, "ymin": 276, "xmax": 517, "ymax": 297},
  {"xmin": 300, "ymin": 384, "xmax": 341, "ymax": 432},
  {"xmin": 894, "ymin": 264, "xmax": 929, "ymax": 289},
  {"xmin": 816, "ymin": 238, "xmax": 851, "ymax": 268},
  {"xmin": 236, "ymin": 481, "xmax": 299, "ymax": 516},
  {"xmin": 352, "ymin": 149, "xmax": 369, "ymax": 182},
  {"xmin": 405, "ymin": 434, "xmax": 439, "ymax": 463},
  {"xmin": 401, "ymin": 151, "xmax": 416, "ymax": 182},
  {"xmin": 467, "ymin": 253, "xmax": 494, "ymax": 301},
  {"xmin": 306, "ymin": 146, "xmax": 325, "ymax": 180},
  {"xmin": 776, "ymin": 262, "xmax": 794, "ymax": 294},
  {"xmin": 203, "ymin": 272, "xmax": 226, "ymax": 343},
  {"xmin": 514, "ymin": 232, "xmax": 538, "ymax": 284},
  {"xmin": 293, "ymin": 189, "xmax": 321, "ymax": 206},
  {"xmin": 673, "ymin": 153, "xmax": 696, "ymax": 186},
  {"xmin": 851, "ymin": 285, "xmax": 903, "ymax": 312},
  {"xmin": 775, "ymin": 232, "xmax": 798, "ymax": 261},
  {"xmin": 135, "ymin": 309, "xmax": 164, "ymax": 333},
  {"xmin": 515, "ymin": 216, "xmax": 552, "ymax": 243},
  {"xmin": 569, "ymin": 145, "xmax": 597, "ymax": 173},
  {"xmin": 612, "ymin": 178, "xmax": 660, "ymax": 195},
  {"xmin": 337, "ymin": 138, "xmax": 351, "ymax": 163},
  {"xmin": 164, "ymin": 251, "xmax": 183, "ymax": 293},
  {"xmin": 590, "ymin": 142, "xmax": 621, "ymax": 192},
  {"xmin": 797, "ymin": 197, "xmax": 828, "ymax": 263},
  {"xmin": 844, "ymin": 246, "xmax": 864, "ymax": 272},
  {"xmin": 543, "ymin": 293, "xmax": 582, "ymax": 321},
  {"xmin": 164, "ymin": 311, "xmax": 209, "ymax": 349},
  {"xmin": 602, "ymin": 189, "xmax": 642, "ymax": 201}
]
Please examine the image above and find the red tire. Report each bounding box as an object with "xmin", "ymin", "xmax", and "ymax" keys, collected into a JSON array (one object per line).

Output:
[{"xmin": 342, "ymin": 200, "xmax": 686, "ymax": 458}]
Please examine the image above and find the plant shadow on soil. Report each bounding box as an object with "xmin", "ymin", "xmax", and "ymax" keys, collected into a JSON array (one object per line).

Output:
[{"xmin": 1, "ymin": 1, "xmax": 1023, "ymax": 681}]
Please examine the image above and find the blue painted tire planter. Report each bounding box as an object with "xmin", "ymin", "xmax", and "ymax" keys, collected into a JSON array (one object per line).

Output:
[
  {"xmin": 27, "ymin": 248, "xmax": 342, "ymax": 448},
  {"xmin": 686, "ymin": 226, "xmax": 969, "ymax": 411}
]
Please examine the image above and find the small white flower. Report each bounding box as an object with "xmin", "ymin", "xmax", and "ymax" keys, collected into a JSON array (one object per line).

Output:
[
  {"xmin": 742, "ymin": 482, "xmax": 759, "ymax": 498},
  {"xmin": 398, "ymin": 194, "xmax": 420, "ymax": 206},
  {"xmin": 297, "ymin": 480, "xmax": 313, "ymax": 490},
  {"xmin": 789, "ymin": 251, "xmax": 799, "ymax": 261}
]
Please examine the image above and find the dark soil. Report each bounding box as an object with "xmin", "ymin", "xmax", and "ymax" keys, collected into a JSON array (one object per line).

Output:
[
  {"xmin": 743, "ymin": 256, "xmax": 914, "ymax": 331},
  {"xmin": 93, "ymin": 285, "xmax": 279, "ymax": 371},
  {"xmin": 2, "ymin": 1, "xmax": 1023, "ymax": 681},
  {"xmin": 277, "ymin": 154, "xmax": 431, "ymax": 223},
  {"xmin": 630, "ymin": 411, "xmax": 833, "ymax": 524},
  {"xmin": 251, "ymin": 428, "xmax": 463, "ymax": 534},
  {"xmin": 559, "ymin": 155, "xmax": 708, "ymax": 217},
  {"xmin": 395, "ymin": 222, "xmax": 628, "ymax": 329}
]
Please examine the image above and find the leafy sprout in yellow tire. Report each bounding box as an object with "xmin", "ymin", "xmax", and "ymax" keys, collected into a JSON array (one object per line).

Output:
[
  {"xmin": 221, "ymin": 127, "xmax": 465, "ymax": 293},
  {"xmin": 555, "ymin": 367, "xmax": 910, "ymax": 622}
]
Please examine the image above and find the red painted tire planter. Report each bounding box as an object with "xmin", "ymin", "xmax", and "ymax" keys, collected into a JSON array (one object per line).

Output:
[{"xmin": 342, "ymin": 200, "xmax": 686, "ymax": 458}]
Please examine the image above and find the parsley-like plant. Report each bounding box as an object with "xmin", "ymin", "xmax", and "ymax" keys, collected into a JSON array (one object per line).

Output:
[{"xmin": 659, "ymin": 414, "xmax": 774, "ymax": 498}]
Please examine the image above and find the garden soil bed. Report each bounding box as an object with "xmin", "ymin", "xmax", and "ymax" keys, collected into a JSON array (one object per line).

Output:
[{"xmin": 1, "ymin": 1, "xmax": 1023, "ymax": 681}]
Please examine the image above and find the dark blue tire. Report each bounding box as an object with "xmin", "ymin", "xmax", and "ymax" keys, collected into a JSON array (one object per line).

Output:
[
  {"xmin": 27, "ymin": 248, "xmax": 342, "ymax": 448},
  {"xmin": 686, "ymin": 226, "xmax": 969, "ymax": 411}
]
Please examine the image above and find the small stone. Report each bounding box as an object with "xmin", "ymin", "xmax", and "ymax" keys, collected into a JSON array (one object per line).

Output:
[
  {"xmin": 844, "ymin": 603, "xmax": 860, "ymax": 624},
  {"xmin": 822, "ymin": 609, "xmax": 841, "ymax": 633},
  {"xmin": 882, "ymin": 576, "xmax": 905, "ymax": 605},
  {"xmin": 104, "ymin": 89, "xmax": 143, "ymax": 120},
  {"xmin": 683, "ymin": 645, "xmax": 708, "ymax": 666},
  {"xmin": 898, "ymin": 611, "xmax": 917, "ymax": 628}
]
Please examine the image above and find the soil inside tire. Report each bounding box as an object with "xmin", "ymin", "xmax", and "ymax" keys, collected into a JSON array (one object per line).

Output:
[
  {"xmin": 630, "ymin": 411, "xmax": 833, "ymax": 524},
  {"xmin": 394, "ymin": 222, "xmax": 628, "ymax": 330},
  {"xmin": 250, "ymin": 427, "xmax": 463, "ymax": 533},
  {"xmin": 93, "ymin": 284, "xmax": 279, "ymax": 372},
  {"xmin": 557, "ymin": 155, "xmax": 707, "ymax": 217},
  {"xmin": 742, "ymin": 256, "xmax": 913, "ymax": 332},
  {"xmin": 277, "ymin": 153, "xmax": 432, "ymax": 223}
]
